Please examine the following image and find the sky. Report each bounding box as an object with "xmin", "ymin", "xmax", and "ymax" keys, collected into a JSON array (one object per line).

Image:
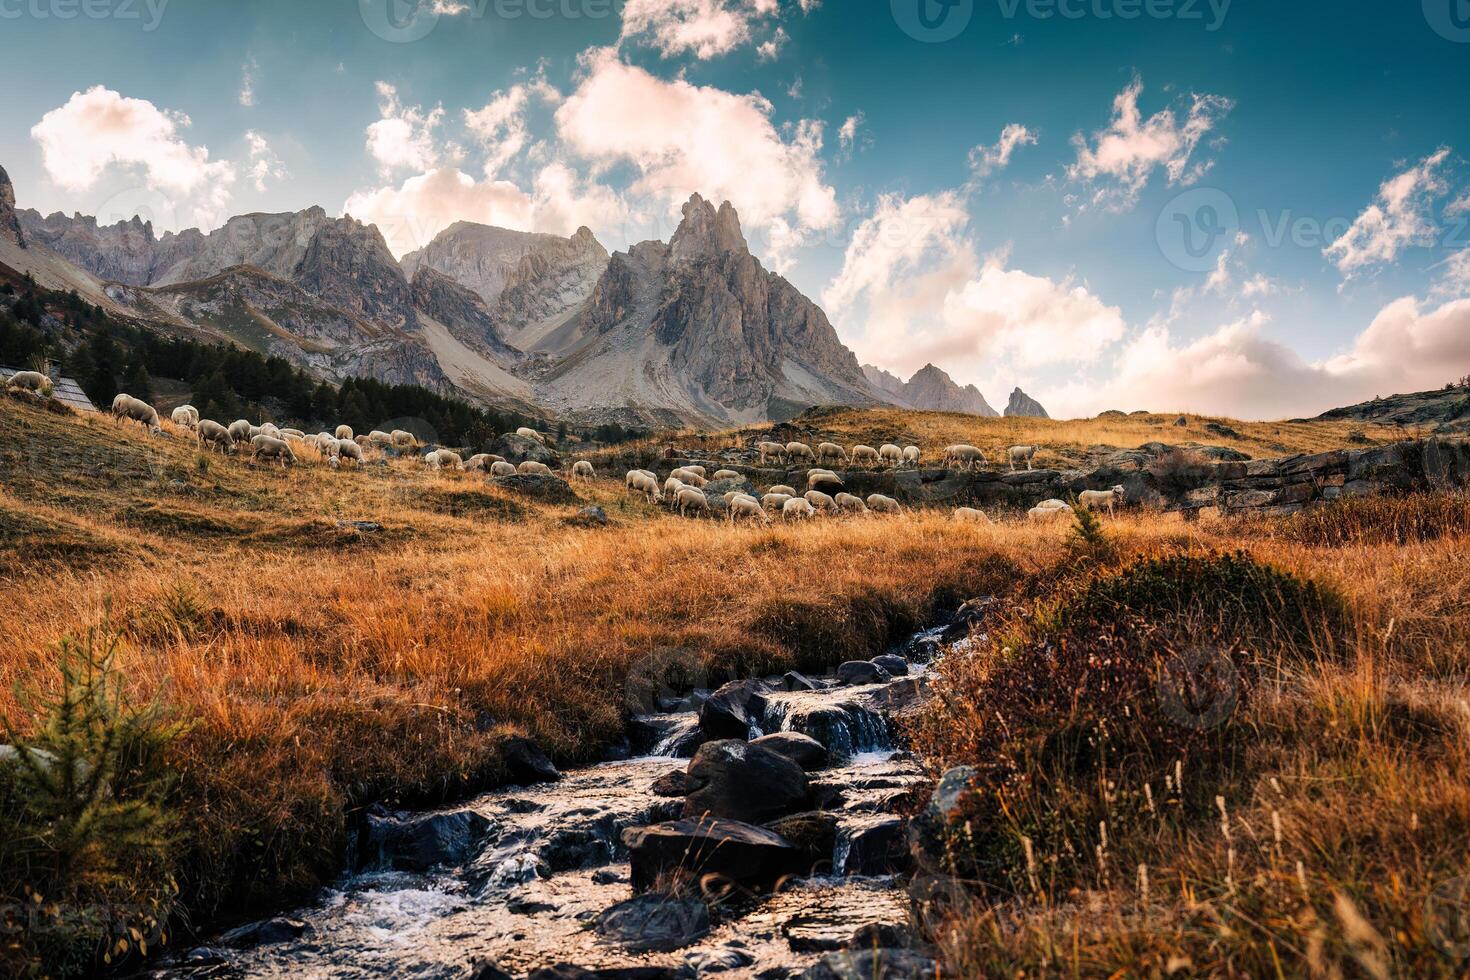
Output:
[{"xmin": 3, "ymin": 0, "xmax": 1469, "ymax": 419}]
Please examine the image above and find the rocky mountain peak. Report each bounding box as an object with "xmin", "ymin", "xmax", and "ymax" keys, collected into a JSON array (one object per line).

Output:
[
  {"xmin": 1004, "ymin": 386, "xmax": 1050, "ymax": 418},
  {"xmin": 670, "ymin": 193, "xmax": 748, "ymax": 263},
  {"xmin": 0, "ymin": 164, "xmax": 23, "ymax": 248},
  {"xmin": 862, "ymin": 362, "xmax": 998, "ymax": 416}
]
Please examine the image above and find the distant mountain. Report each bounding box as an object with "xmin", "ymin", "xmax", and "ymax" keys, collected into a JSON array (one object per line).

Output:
[
  {"xmin": 1310, "ymin": 385, "xmax": 1470, "ymax": 431},
  {"xmin": 863, "ymin": 362, "xmax": 998, "ymax": 416},
  {"xmin": 0, "ymin": 166, "xmax": 23, "ymax": 248},
  {"xmin": 1004, "ymin": 387, "xmax": 1049, "ymax": 418}
]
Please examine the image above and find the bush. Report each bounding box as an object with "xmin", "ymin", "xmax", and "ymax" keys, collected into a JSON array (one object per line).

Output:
[
  {"xmin": 0, "ymin": 628, "xmax": 184, "ymax": 977},
  {"xmin": 1146, "ymin": 447, "xmax": 1213, "ymax": 500},
  {"xmin": 1272, "ymin": 491, "xmax": 1470, "ymax": 547}
]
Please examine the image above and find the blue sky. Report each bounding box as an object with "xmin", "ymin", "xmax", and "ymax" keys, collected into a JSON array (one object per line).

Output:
[{"xmin": 3, "ymin": 0, "xmax": 1469, "ymax": 417}]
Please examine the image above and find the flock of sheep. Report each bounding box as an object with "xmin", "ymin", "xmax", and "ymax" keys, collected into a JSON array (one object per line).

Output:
[{"xmin": 11, "ymin": 382, "xmax": 1132, "ymax": 525}]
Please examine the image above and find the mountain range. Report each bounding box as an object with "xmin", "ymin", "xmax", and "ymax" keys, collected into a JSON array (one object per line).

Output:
[{"xmin": 1, "ymin": 166, "xmax": 1046, "ymax": 426}]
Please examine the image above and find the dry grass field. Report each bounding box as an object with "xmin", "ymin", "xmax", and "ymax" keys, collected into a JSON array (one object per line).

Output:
[{"xmin": 1, "ymin": 392, "xmax": 1467, "ymax": 976}]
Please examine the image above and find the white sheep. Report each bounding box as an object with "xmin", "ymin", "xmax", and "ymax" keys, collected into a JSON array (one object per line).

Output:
[
  {"xmin": 879, "ymin": 444, "xmax": 903, "ymax": 467},
  {"xmin": 683, "ymin": 465, "xmax": 707, "ymax": 477},
  {"xmin": 902, "ymin": 446, "xmax": 921, "ymax": 466},
  {"xmin": 712, "ymin": 469, "xmax": 740, "ymax": 481},
  {"xmin": 816, "ymin": 442, "xmax": 848, "ymax": 466},
  {"xmin": 629, "ymin": 472, "xmax": 661, "ymax": 503},
  {"xmin": 1009, "ymin": 445, "xmax": 1039, "ymax": 471},
  {"xmin": 518, "ymin": 460, "xmax": 552, "ymax": 476},
  {"xmin": 515, "ymin": 426, "xmax": 546, "ymax": 445},
  {"xmin": 663, "ymin": 476, "xmax": 687, "ymax": 504},
  {"xmin": 803, "ymin": 489, "xmax": 839, "ymax": 514},
  {"xmin": 785, "ymin": 442, "xmax": 816, "ymax": 463},
  {"xmin": 7, "ymin": 370, "xmax": 54, "ymax": 397},
  {"xmin": 112, "ymin": 394, "xmax": 161, "ymax": 432},
  {"xmin": 758, "ymin": 441, "xmax": 786, "ymax": 465},
  {"xmin": 228, "ymin": 419, "xmax": 252, "ymax": 443},
  {"xmin": 260, "ymin": 422, "xmax": 280, "ymax": 437},
  {"xmin": 1078, "ymin": 485, "xmax": 1126, "ymax": 516},
  {"xmin": 806, "ymin": 469, "xmax": 842, "ymax": 492},
  {"xmin": 335, "ymin": 424, "xmax": 354, "ymax": 440},
  {"xmin": 675, "ymin": 486, "xmax": 710, "ymax": 517},
  {"xmin": 490, "ymin": 460, "xmax": 517, "ymax": 477},
  {"xmin": 368, "ymin": 430, "xmax": 393, "ymax": 448},
  {"xmin": 728, "ymin": 495, "xmax": 770, "ymax": 523},
  {"xmin": 835, "ymin": 492, "xmax": 867, "ymax": 514},
  {"xmin": 767, "ymin": 484, "xmax": 797, "ymax": 497},
  {"xmin": 314, "ymin": 432, "xmax": 339, "ymax": 454},
  {"xmin": 427, "ymin": 449, "xmax": 465, "ymax": 472},
  {"xmin": 850, "ymin": 445, "xmax": 880, "ymax": 468},
  {"xmin": 251, "ymin": 434, "xmax": 296, "ymax": 467},
  {"xmin": 942, "ymin": 444, "xmax": 986, "ymax": 471},
  {"xmin": 111, "ymin": 393, "xmax": 129, "ymax": 414},
  {"xmin": 1028, "ymin": 500, "xmax": 1074, "ymax": 523},
  {"xmin": 571, "ymin": 460, "xmax": 595, "ymax": 482},
  {"xmin": 762, "ymin": 492, "xmax": 793, "ymax": 512},
  {"xmin": 171, "ymin": 405, "xmax": 200, "ymax": 429},
  {"xmin": 866, "ymin": 494, "xmax": 902, "ymax": 515},
  {"xmin": 336, "ymin": 439, "xmax": 363, "ymax": 465},
  {"xmin": 673, "ymin": 470, "xmax": 708, "ymax": 488},
  {"xmin": 952, "ymin": 507, "xmax": 991, "ymax": 524},
  {"xmin": 391, "ymin": 429, "xmax": 416, "ymax": 448},
  {"xmin": 464, "ymin": 453, "xmax": 494, "ymax": 472},
  {"xmin": 279, "ymin": 427, "xmax": 305, "ymax": 440},
  {"xmin": 197, "ymin": 419, "xmax": 235, "ymax": 454},
  {"xmin": 782, "ymin": 496, "xmax": 816, "ymax": 520},
  {"xmin": 626, "ymin": 469, "xmax": 656, "ymax": 488}
]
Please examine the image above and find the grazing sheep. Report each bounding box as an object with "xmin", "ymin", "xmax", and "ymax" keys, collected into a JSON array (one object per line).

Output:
[
  {"xmin": 1009, "ymin": 445, "xmax": 1039, "ymax": 471},
  {"xmin": 942, "ymin": 444, "xmax": 986, "ymax": 471},
  {"xmin": 426, "ymin": 449, "xmax": 465, "ymax": 472},
  {"xmin": 626, "ymin": 469, "xmax": 655, "ymax": 488},
  {"xmin": 367, "ymin": 430, "xmax": 393, "ymax": 448},
  {"xmin": 7, "ymin": 371, "xmax": 54, "ymax": 397},
  {"xmin": 518, "ymin": 460, "xmax": 552, "ymax": 476},
  {"xmin": 197, "ymin": 419, "xmax": 234, "ymax": 454},
  {"xmin": 111, "ymin": 393, "xmax": 129, "ymax": 414},
  {"xmin": 712, "ymin": 469, "xmax": 740, "ymax": 481},
  {"xmin": 767, "ymin": 484, "xmax": 797, "ymax": 497},
  {"xmin": 675, "ymin": 486, "xmax": 710, "ymax": 517},
  {"xmin": 228, "ymin": 419, "xmax": 252, "ymax": 443},
  {"xmin": 683, "ymin": 465, "xmax": 707, "ymax": 477},
  {"xmin": 627, "ymin": 472, "xmax": 660, "ymax": 503},
  {"xmin": 490, "ymin": 460, "xmax": 517, "ymax": 477},
  {"xmin": 571, "ymin": 460, "xmax": 595, "ymax": 482},
  {"xmin": 816, "ymin": 442, "xmax": 848, "ymax": 466},
  {"xmin": 785, "ymin": 442, "xmax": 816, "ymax": 463},
  {"xmin": 314, "ymin": 432, "xmax": 339, "ymax": 453},
  {"xmin": 464, "ymin": 454, "xmax": 494, "ymax": 472},
  {"xmin": 762, "ymin": 492, "xmax": 793, "ymax": 512},
  {"xmin": 866, "ymin": 494, "xmax": 902, "ymax": 515},
  {"xmin": 279, "ymin": 427, "xmax": 305, "ymax": 440},
  {"xmin": 807, "ymin": 470, "xmax": 843, "ymax": 493},
  {"xmin": 835, "ymin": 492, "xmax": 867, "ymax": 514},
  {"xmin": 335, "ymin": 424, "xmax": 354, "ymax": 440},
  {"xmin": 850, "ymin": 445, "xmax": 880, "ymax": 468},
  {"xmin": 1028, "ymin": 499, "xmax": 1074, "ymax": 523},
  {"xmin": 113, "ymin": 394, "xmax": 161, "ymax": 432},
  {"xmin": 902, "ymin": 445, "xmax": 921, "ymax": 466},
  {"xmin": 171, "ymin": 405, "xmax": 200, "ymax": 428},
  {"xmin": 515, "ymin": 426, "xmax": 546, "ymax": 445},
  {"xmin": 782, "ymin": 496, "xmax": 816, "ymax": 520},
  {"xmin": 879, "ymin": 444, "xmax": 903, "ymax": 467},
  {"xmin": 259, "ymin": 422, "xmax": 280, "ymax": 437},
  {"xmin": 662, "ymin": 476, "xmax": 686, "ymax": 504},
  {"xmin": 251, "ymin": 434, "xmax": 296, "ymax": 467},
  {"xmin": 355, "ymin": 435, "xmax": 372, "ymax": 449},
  {"xmin": 953, "ymin": 507, "xmax": 991, "ymax": 524},
  {"xmin": 804, "ymin": 489, "xmax": 839, "ymax": 514},
  {"xmin": 247, "ymin": 426, "xmax": 262, "ymax": 441},
  {"xmin": 391, "ymin": 429, "xmax": 416, "ymax": 448},
  {"xmin": 728, "ymin": 495, "xmax": 770, "ymax": 523},
  {"xmin": 1078, "ymin": 485, "xmax": 1126, "ymax": 516},
  {"xmin": 758, "ymin": 441, "xmax": 786, "ymax": 464},
  {"xmin": 673, "ymin": 470, "xmax": 708, "ymax": 488},
  {"xmin": 336, "ymin": 439, "xmax": 363, "ymax": 464}
]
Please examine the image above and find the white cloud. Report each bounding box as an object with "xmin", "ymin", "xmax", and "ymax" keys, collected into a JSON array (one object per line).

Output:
[
  {"xmin": 1448, "ymin": 190, "xmax": 1470, "ymax": 219},
  {"xmin": 239, "ymin": 56, "xmax": 257, "ymax": 108},
  {"xmin": 244, "ymin": 131, "xmax": 287, "ymax": 192},
  {"xmin": 823, "ymin": 191, "xmax": 970, "ymax": 313},
  {"xmin": 463, "ymin": 76, "xmax": 561, "ymax": 178},
  {"xmin": 620, "ymin": 0, "xmax": 779, "ymax": 60},
  {"xmin": 1432, "ymin": 248, "xmax": 1470, "ymax": 298},
  {"xmin": 837, "ymin": 112, "xmax": 865, "ymax": 159},
  {"xmin": 555, "ymin": 49, "xmax": 838, "ymax": 244},
  {"xmin": 1324, "ymin": 148, "xmax": 1453, "ymax": 278},
  {"xmin": 757, "ymin": 26, "xmax": 789, "ymax": 61},
  {"xmin": 366, "ymin": 82, "xmax": 444, "ymax": 176},
  {"xmin": 1068, "ymin": 77, "xmax": 1233, "ymax": 209},
  {"xmin": 30, "ymin": 86, "xmax": 236, "ymax": 229},
  {"xmin": 968, "ymin": 123, "xmax": 1036, "ymax": 180}
]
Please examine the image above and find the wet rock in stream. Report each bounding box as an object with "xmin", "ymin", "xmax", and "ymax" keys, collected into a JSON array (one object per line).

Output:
[
  {"xmin": 683, "ymin": 740, "xmax": 810, "ymax": 823},
  {"xmin": 595, "ymin": 894, "xmax": 711, "ymax": 952}
]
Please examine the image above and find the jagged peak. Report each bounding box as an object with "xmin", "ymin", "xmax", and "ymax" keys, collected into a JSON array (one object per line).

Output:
[{"xmin": 670, "ymin": 192, "xmax": 748, "ymax": 262}]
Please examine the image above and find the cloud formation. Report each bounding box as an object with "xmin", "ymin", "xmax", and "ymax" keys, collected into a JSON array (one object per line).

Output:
[
  {"xmin": 619, "ymin": 0, "xmax": 783, "ymax": 60},
  {"xmin": 1325, "ymin": 147, "xmax": 1453, "ymax": 278},
  {"xmin": 366, "ymin": 82, "xmax": 444, "ymax": 176}
]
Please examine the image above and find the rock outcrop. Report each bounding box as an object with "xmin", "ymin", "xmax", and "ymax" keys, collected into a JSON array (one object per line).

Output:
[
  {"xmin": 0, "ymin": 166, "xmax": 24, "ymax": 248},
  {"xmin": 863, "ymin": 363, "xmax": 999, "ymax": 416},
  {"xmin": 1004, "ymin": 386, "xmax": 1049, "ymax": 418}
]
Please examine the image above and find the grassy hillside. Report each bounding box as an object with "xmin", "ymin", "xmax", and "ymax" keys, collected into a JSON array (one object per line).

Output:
[{"xmin": 1, "ymin": 395, "xmax": 1467, "ymax": 976}]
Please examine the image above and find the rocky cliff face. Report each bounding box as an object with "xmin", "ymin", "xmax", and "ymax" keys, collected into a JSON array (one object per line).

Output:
[
  {"xmin": 0, "ymin": 166, "xmax": 24, "ymax": 248},
  {"xmin": 862, "ymin": 362, "xmax": 998, "ymax": 415},
  {"xmin": 1004, "ymin": 387, "xmax": 1050, "ymax": 418},
  {"xmin": 410, "ymin": 266, "xmax": 520, "ymax": 360},
  {"xmin": 151, "ymin": 208, "xmax": 329, "ymax": 285},
  {"xmin": 493, "ymin": 226, "xmax": 609, "ymax": 352},
  {"xmin": 294, "ymin": 215, "xmax": 417, "ymax": 332},
  {"xmin": 17, "ymin": 211, "xmax": 171, "ymax": 283}
]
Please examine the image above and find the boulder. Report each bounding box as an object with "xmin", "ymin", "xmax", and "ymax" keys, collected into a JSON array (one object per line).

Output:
[
  {"xmin": 702, "ymin": 476, "xmax": 758, "ymax": 498},
  {"xmin": 651, "ymin": 769, "xmax": 687, "ymax": 797},
  {"xmin": 780, "ymin": 670, "xmax": 821, "ymax": 691},
  {"xmin": 566, "ymin": 505, "xmax": 608, "ymax": 527},
  {"xmin": 841, "ymin": 816, "xmax": 910, "ymax": 876},
  {"xmin": 501, "ymin": 736, "xmax": 561, "ymax": 785},
  {"xmin": 623, "ymin": 816, "xmax": 801, "ymax": 891},
  {"xmin": 594, "ymin": 894, "xmax": 710, "ymax": 952},
  {"xmin": 775, "ymin": 699, "xmax": 889, "ymax": 761},
  {"xmin": 217, "ymin": 916, "xmax": 314, "ymax": 948},
  {"xmin": 362, "ymin": 806, "xmax": 493, "ymax": 872},
  {"xmin": 698, "ymin": 678, "xmax": 770, "ymax": 740},
  {"xmin": 751, "ymin": 731, "xmax": 830, "ymax": 771},
  {"xmin": 837, "ymin": 661, "xmax": 891, "ymax": 686},
  {"xmin": 763, "ymin": 811, "xmax": 839, "ymax": 875},
  {"xmin": 489, "ymin": 432, "xmax": 559, "ymax": 466},
  {"xmin": 870, "ymin": 655, "xmax": 908, "ymax": 677},
  {"xmin": 489, "ymin": 473, "xmax": 580, "ymax": 505},
  {"xmin": 801, "ymin": 949, "xmax": 939, "ymax": 980},
  {"xmin": 684, "ymin": 739, "xmax": 810, "ymax": 822},
  {"xmin": 940, "ymin": 596, "xmax": 996, "ymax": 643}
]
